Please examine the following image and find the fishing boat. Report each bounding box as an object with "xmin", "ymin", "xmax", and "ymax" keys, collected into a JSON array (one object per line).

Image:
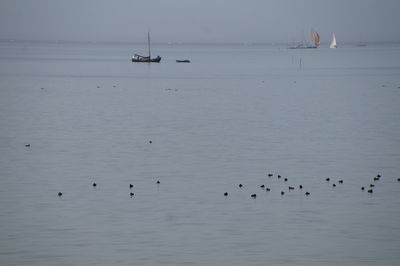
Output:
[
  {"xmin": 330, "ymin": 33, "xmax": 337, "ymax": 48},
  {"xmin": 132, "ymin": 32, "xmax": 161, "ymax": 63},
  {"xmin": 289, "ymin": 29, "xmax": 320, "ymax": 49}
]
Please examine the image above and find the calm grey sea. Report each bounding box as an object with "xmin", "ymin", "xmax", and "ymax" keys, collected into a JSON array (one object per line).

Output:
[{"xmin": 0, "ymin": 41, "xmax": 400, "ymax": 266}]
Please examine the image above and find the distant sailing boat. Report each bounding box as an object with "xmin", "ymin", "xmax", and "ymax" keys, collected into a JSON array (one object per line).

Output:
[
  {"xmin": 289, "ymin": 29, "xmax": 320, "ymax": 49},
  {"xmin": 132, "ymin": 32, "xmax": 161, "ymax": 63},
  {"xmin": 330, "ymin": 33, "xmax": 337, "ymax": 48},
  {"xmin": 311, "ymin": 30, "xmax": 321, "ymax": 47}
]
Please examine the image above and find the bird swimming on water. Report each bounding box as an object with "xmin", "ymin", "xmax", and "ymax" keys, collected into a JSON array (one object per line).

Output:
[
  {"xmin": 92, "ymin": 183, "xmax": 97, "ymax": 187},
  {"xmin": 251, "ymin": 194, "xmax": 257, "ymax": 198},
  {"xmin": 224, "ymin": 192, "xmax": 228, "ymax": 196},
  {"xmin": 58, "ymin": 192, "xmax": 62, "ymax": 197}
]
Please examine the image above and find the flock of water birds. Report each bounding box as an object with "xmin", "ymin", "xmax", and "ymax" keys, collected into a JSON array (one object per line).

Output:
[
  {"xmin": 23, "ymin": 142, "xmax": 399, "ymax": 199},
  {"xmin": 221, "ymin": 173, "xmax": 400, "ymax": 200},
  {"xmin": 53, "ymin": 171, "xmax": 399, "ymax": 200}
]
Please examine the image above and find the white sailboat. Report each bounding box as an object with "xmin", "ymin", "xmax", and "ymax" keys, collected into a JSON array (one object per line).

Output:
[{"xmin": 330, "ymin": 33, "xmax": 337, "ymax": 48}]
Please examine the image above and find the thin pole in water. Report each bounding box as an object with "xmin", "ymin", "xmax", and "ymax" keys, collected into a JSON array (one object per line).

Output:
[
  {"xmin": 148, "ymin": 32, "xmax": 151, "ymax": 59},
  {"xmin": 299, "ymin": 57, "xmax": 302, "ymax": 69}
]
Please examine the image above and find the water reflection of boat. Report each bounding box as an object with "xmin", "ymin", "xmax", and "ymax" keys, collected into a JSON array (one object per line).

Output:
[
  {"xmin": 289, "ymin": 29, "xmax": 320, "ymax": 49},
  {"xmin": 132, "ymin": 32, "xmax": 161, "ymax": 63}
]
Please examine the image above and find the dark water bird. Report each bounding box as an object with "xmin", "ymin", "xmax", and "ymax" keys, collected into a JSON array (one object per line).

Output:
[
  {"xmin": 268, "ymin": 174, "xmax": 273, "ymax": 177},
  {"xmin": 130, "ymin": 192, "xmax": 134, "ymax": 197},
  {"xmin": 284, "ymin": 178, "xmax": 288, "ymax": 182},
  {"xmin": 333, "ymin": 183, "xmax": 336, "ymax": 187},
  {"xmin": 224, "ymin": 192, "xmax": 228, "ymax": 196},
  {"xmin": 299, "ymin": 185, "xmax": 303, "ymax": 189},
  {"xmin": 58, "ymin": 192, "xmax": 62, "ymax": 197},
  {"xmin": 149, "ymin": 140, "xmax": 153, "ymax": 144},
  {"xmin": 338, "ymin": 180, "xmax": 343, "ymax": 184},
  {"xmin": 397, "ymin": 178, "xmax": 400, "ymax": 182},
  {"xmin": 373, "ymin": 177, "xmax": 379, "ymax": 181},
  {"xmin": 361, "ymin": 186, "xmax": 365, "ymax": 190},
  {"xmin": 305, "ymin": 192, "xmax": 310, "ymax": 196},
  {"xmin": 377, "ymin": 174, "xmax": 381, "ymax": 178},
  {"xmin": 251, "ymin": 194, "xmax": 257, "ymax": 198},
  {"xmin": 260, "ymin": 185, "xmax": 265, "ymax": 188},
  {"xmin": 370, "ymin": 184, "xmax": 375, "ymax": 187},
  {"xmin": 277, "ymin": 175, "xmax": 281, "ymax": 178},
  {"xmin": 25, "ymin": 144, "xmax": 30, "ymax": 147},
  {"xmin": 239, "ymin": 184, "xmax": 243, "ymax": 188},
  {"xmin": 156, "ymin": 180, "xmax": 160, "ymax": 184},
  {"xmin": 281, "ymin": 191, "xmax": 285, "ymax": 195},
  {"xmin": 326, "ymin": 178, "xmax": 330, "ymax": 182},
  {"xmin": 129, "ymin": 184, "xmax": 133, "ymax": 189},
  {"xmin": 92, "ymin": 182, "xmax": 97, "ymax": 187},
  {"xmin": 266, "ymin": 188, "xmax": 271, "ymax": 192},
  {"xmin": 288, "ymin": 186, "xmax": 294, "ymax": 190},
  {"xmin": 367, "ymin": 189, "xmax": 373, "ymax": 193}
]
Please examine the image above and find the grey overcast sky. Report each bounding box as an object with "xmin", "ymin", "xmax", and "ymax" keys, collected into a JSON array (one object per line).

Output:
[{"xmin": 0, "ymin": 0, "xmax": 399, "ymax": 43}]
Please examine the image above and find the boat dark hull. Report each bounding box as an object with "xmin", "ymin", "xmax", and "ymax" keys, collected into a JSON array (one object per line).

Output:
[
  {"xmin": 288, "ymin": 45, "xmax": 318, "ymax": 49},
  {"xmin": 176, "ymin": 60, "xmax": 190, "ymax": 63},
  {"xmin": 132, "ymin": 56, "xmax": 161, "ymax": 63}
]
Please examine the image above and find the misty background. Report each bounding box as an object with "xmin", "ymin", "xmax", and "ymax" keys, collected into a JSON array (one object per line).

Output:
[{"xmin": 0, "ymin": 0, "xmax": 399, "ymax": 44}]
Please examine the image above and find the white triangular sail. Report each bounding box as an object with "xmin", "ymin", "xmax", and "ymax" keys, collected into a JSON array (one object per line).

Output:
[{"xmin": 330, "ymin": 33, "xmax": 337, "ymax": 48}]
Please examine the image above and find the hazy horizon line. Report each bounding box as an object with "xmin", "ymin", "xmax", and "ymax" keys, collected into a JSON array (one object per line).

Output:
[{"xmin": 2, "ymin": 38, "xmax": 399, "ymax": 46}]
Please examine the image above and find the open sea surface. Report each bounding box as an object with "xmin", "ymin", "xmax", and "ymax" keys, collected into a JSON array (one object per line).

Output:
[{"xmin": 0, "ymin": 41, "xmax": 400, "ymax": 265}]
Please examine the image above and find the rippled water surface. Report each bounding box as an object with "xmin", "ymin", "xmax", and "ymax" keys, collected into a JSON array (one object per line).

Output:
[{"xmin": 1, "ymin": 41, "xmax": 400, "ymax": 265}]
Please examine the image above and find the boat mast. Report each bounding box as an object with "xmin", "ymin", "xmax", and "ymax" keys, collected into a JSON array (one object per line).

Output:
[{"xmin": 148, "ymin": 32, "xmax": 151, "ymax": 59}]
